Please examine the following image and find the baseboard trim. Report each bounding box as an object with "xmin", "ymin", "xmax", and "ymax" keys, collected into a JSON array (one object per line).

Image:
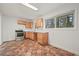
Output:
[{"xmin": 49, "ymin": 43, "xmax": 78, "ymax": 56}]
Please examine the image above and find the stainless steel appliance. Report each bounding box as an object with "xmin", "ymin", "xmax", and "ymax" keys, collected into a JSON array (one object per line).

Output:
[{"xmin": 15, "ymin": 30, "xmax": 24, "ymax": 40}]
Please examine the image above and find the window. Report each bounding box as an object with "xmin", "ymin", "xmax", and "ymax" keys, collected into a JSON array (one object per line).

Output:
[
  {"xmin": 56, "ymin": 11, "xmax": 74, "ymax": 28},
  {"xmin": 66, "ymin": 14, "xmax": 74, "ymax": 27},
  {"xmin": 45, "ymin": 10, "xmax": 74, "ymax": 29},
  {"xmin": 45, "ymin": 18, "xmax": 55, "ymax": 28},
  {"xmin": 56, "ymin": 16, "xmax": 67, "ymax": 28}
]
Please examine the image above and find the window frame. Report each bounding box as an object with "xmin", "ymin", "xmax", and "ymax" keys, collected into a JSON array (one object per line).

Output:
[
  {"xmin": 56, "ymin": 11, "xmax": 74, "ymax": 28},
  {"xmin": 45, "ymin": 18, "xmax": 55, "ymax": 28},
  {"xmin": 44, "ymin": 9, "xmax": 78, "ymax": 30}
]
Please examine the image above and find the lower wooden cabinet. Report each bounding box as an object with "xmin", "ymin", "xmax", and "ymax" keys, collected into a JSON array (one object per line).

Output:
[
  {"xmin": 25, "ymin": 32, "xmax": 37, "ymax": 41},
  {"xmin": 24, "ymin": 32, "xmax": 48, "ymax": 45},
  {"xmin": 30, "ymin": 32, "xmax": 37, "ymax": 41},
  {"xmin": 37, "ymin": 32, "xmax": 48, "ymax": 45},
  {"xmin": 25, "ymin": 32, "xmax": 30, "ymax": 39}
]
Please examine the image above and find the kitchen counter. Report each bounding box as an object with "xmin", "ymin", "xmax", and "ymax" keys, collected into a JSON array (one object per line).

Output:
[{"xmin": 23, "ymin": 30, "xmax": 48, "ymax": 33}]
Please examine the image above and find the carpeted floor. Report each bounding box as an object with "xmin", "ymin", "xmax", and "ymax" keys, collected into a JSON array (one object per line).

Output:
[{"xmin": 0, "ymin": 39, "xmax": 75, "ymax": 56}]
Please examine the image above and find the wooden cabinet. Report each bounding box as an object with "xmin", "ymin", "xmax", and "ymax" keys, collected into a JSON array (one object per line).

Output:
[
  {"xmin": 24, "ymin": 32, "xmax": 48, "ymax": 45},
  {"xmin": 30, "ymin": 32, "xmax": 37, "ymax": 41},
  {"xmin": 37, "ymin": 32, "xmax": 48, "ymax": 45},
  {"xmin": 35, "ymin": 18, "xmax": 43, "ymax": 28},
  {"xmin": 25, "ymin": 32, "xmax": 30, "ymax": 39},
  {"xmin": 17, "ymin": 18, "xmax": 33, "ymax": 29},
  {"xmin": 17, "ymin": 20, "xmax": 26, "ymax": 25},
  {"xmin": 25, "ymin": 32, "xmax": 37, "ymax": 41},
  {"xmin": 25, "ymin": 22, "xmax": 32, "ymax": 29}
]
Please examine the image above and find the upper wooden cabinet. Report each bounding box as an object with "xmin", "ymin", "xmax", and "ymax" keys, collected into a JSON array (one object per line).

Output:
[
  {"xmin": 25, "ymin": 22, "xmax": 32, "ymax": 29},
  {"xmin": 35, "ymin": 18, "xmax": 43, "ymax": 28},
  {"xmin": 17, "ymin": 20, "xmax": 26, "ymax": 25},
  {"xmin": 17, "ymin": 18, "xmax": 33, "ymax": 29}
]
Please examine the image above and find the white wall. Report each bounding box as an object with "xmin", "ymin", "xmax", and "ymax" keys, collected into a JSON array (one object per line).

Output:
[
  {"xmin": 35, "ymin": 4, "xmax": 79, "ymax": 55},
  {"xmin": 1, "ymin": 3, "xmax": 79, "ymax": 55},
  {"xmin": 2, "ymin": 16, "xmax": 27, "ymax": 42},
  {"xmin": 0, "ymin": 13, "xmax": 2, "ymax": 45}
]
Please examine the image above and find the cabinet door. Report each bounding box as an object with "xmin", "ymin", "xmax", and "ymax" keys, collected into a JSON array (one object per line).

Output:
[
  {"xmin": 38, "ymin": 18, "xmax": 43, "ymax": 27},
  {"xmin": 17, "ymin": 20, "xmax": 26, "ymax": 25},
  {"xmin": 25, "ymin": 32, "xmax": 30, "ymax": 39},
  {"xmin": 37, "ymin": 33, "xmax": 48, "ymax": 45},
  {"xmin": 25, "ymin": 32, "xmax": 37, "ymax": 41},
  {"xmin": 37, "ymin": 33, "xmax": 43, "ymax": 44},
  {"xmin": 34, "ymin": 32, "xmax": 37, "ymax": 41},
  {"xmin": 25, "ymin": 22, "xmax": 32, "ymax": 29},
  {"xmin": 29, "ymin": 32, "xmax": 37, "ymax": 41},
  {"xmin": 35, "ymin": 18, "xmax": 43, "ymax": 28},
  {"xmin": 29, "ymin": 22, "xmax": 32, "ymax": 28},
  {"xmin": 42, "ymin": 33, "xmax": 48, "ymax": 45},
  {"xmin": 17, "ymin": 19, "xmax": 32, "ymax": 29}
]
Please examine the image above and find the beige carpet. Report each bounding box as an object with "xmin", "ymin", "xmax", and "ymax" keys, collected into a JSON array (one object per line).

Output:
[{"xmin": 0, "ymin": 39, "xmax": 75, "ymax": 56}]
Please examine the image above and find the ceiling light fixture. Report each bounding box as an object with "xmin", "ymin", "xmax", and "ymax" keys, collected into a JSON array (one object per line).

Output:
[{"xmin": 22, "ymin": 3, "xmax": 38, "ymax": 11}]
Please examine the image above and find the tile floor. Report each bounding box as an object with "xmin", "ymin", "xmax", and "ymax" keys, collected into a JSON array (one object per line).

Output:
[{"xmin": 0, "ymin": 39, "xmax": 75, "ymax": 56}]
